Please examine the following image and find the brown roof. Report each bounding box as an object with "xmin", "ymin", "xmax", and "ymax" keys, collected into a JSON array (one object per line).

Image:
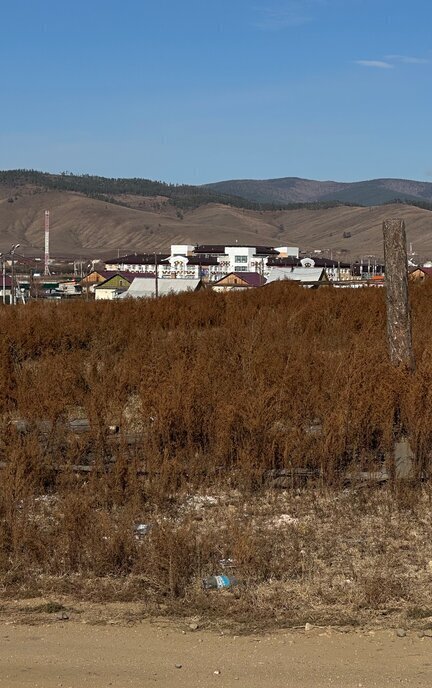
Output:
[
  {"xmin": 213, "ymin": 272, "xmax": 266, "ymax": 287},
  {"xmin": 413, "ymin": 267, "xmax": 432, "ymax": 277},
  {"xmin": 104, "ymin": 254, "xmax": 170, "ymax": 265},
  {"xmin": 194, "ymin": 245, "xmax": 278, "ymax": 256},
  {"xmin": 94, "ymin": 272, "xmax": 155, "ymax": 288}
]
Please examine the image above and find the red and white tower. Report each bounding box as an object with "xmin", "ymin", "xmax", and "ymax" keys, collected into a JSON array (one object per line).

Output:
[{"xmin": 44, "ymin": 210, "xmax": 50, "ymax": 276}]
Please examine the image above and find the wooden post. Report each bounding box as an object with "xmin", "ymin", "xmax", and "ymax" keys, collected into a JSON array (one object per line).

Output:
[
  {"xmin": 383, "ymin": 219, "xmax": 414, "ymax": 371},
  {"xmin": 383, "ymin": 218, "xmax": 415, "ymax": 480}
]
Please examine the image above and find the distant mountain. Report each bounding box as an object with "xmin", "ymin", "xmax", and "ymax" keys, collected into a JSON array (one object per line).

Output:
[
  {"xmin": 2, "ymin": 170, "xmax": 432, "ymax": 260},
  {"xmin": 0, "ymin": 169, "xmax": 284, "ymax": 212},
  {"xmin": 204, "ymin": 177, "xmax": 432, "ymax": 206}
]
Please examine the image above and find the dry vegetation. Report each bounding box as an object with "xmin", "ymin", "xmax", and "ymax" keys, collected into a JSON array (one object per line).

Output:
[
  {"xmin": 2, "ymin": 182, "xmax": 432, "ymax": 259},
  {"xmin": 1, "ymin": 282, "xmax": 432, "ymax": 629}
]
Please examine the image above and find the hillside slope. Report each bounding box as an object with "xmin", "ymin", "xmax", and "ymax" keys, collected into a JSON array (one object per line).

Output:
[
  {"xmin": 205, "ymin": 177, "xmax": 432, "ymax": 206},
  {"xmin": 1, "ymin": 182, "xmax": 432, "ymax": 260}
]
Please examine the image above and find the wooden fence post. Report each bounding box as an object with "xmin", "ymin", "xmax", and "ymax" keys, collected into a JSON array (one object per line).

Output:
[
  {"xmin": 383, "ymin": 218, "xmax": 415, "ymax": 480},
  {"xmin": 383, "ymin": 219, "xmax": 414, "ymax": 371}
]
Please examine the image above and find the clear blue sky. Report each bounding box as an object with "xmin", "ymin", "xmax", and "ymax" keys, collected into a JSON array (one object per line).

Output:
[{"xmin": 1, "ymin": 0, "xmax": 431, "ymax": 184}]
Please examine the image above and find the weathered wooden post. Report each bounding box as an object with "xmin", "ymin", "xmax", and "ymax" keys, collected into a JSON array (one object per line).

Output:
[
  {"xmin": 383, "ymin": 219, "xmax": 414, "ymax": 370},
  {"xmin": 383, "ymin": 218, "xmax": 415, "ymax": 479}
]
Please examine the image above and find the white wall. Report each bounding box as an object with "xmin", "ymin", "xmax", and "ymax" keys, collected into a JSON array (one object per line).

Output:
[
  {"xmin": 275, "ymin": 246, "xmax": 300, "ymax": 258},
  {"xmin": 95, "ymin": 289, "xmax": 119, "ymax": 300},
  {"xmin": 223, "ymin": 247, "xmax": 256, "ymax": 273},
  {"xmin": 171, "ymin": 244, "xmax": 194, "ymax": 256}
]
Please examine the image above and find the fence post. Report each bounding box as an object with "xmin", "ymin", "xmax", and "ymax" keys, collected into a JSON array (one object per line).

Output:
[
  {"xmin": 383, "ymin": 218, "xmax": 415, "ymax": 480},
  {"xmin": 383, "ymin": 219, "xmax": 414, "ymax": 371}
]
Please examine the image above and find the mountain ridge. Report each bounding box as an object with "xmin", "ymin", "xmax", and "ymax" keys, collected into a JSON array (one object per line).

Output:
[
  {"xmin": 1, "ymin": 170, "xmax": 432, "ymax": 261},
  {"xmin": 204, "ymin": 176, "xmax": 432, "ymax": 206}
]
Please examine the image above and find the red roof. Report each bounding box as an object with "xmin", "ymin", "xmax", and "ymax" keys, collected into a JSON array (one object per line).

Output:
[
  {"xmin": 235, "ymin": 272, "xmax": 266, "ymax": 287},
  {"xmin": 84, "ymin": 270, "xmax": 155, "ymax": 282},
  {"xmin": 214, "ymin": 272, "xmax": 266, "ymax": 287}
]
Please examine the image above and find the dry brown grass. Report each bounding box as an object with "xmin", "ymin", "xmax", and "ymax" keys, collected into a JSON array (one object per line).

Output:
[
  {"xmin": 2, "ymin": 183, "xmax": 432, "ymax": 258},
  {"xmin": 0, "ymin": 282, "xmax": 432, "ymax": 627}
]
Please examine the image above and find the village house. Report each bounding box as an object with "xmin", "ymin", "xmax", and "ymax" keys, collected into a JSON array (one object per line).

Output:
[
  {"xmin": 211, "ymin": 272, "xmax": 266, "ymax": 292},
  {"xmin": 81, "ymin": 269, "xmax": 155, "ymax": 295},
  {"xmin": 266, "ymin": 266, "xmax": 329, "ymax": 287},
  {"xmin": 120, "ymin": 277, "xmax": 204, "ymax": 299},
  {"xmin": 267, "ymin": 256, "xmax": 353, "ymax": 281},
  {"xmin": 409, "ymin": 267, "xmax": 432, "ymax": 281},
  {"xmin": 93, "ymin": 272, "xmax": 139, "ymax": 300}
]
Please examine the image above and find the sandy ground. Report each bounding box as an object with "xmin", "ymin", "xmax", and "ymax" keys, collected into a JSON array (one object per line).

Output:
[{"xmin": 0, "ymin": 620, "xmax": 431, "ymax": 688}]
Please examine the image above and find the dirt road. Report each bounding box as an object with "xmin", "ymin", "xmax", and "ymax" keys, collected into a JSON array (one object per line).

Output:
[{"xmin": 0, "ymin": 621, "xmax": 430, "ymax": 688}]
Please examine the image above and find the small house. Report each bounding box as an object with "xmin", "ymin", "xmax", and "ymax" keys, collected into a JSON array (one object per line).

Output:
[
  {"xmin": 211, "ymin": 272, "xmax": 266, "ymax": 292},
  {"xmin": 121, "ymin": 277, "xmax": 205, "ymax": 299},
  {"xmin": 94, "ymin": 273, "xmax": 137, "ymax": 300},
  {"xmin": 409, "ymin": 267, "xmax": 432, "ymax": 282},
  {"xmin": 266, "ymin": 267, "xmax": 329, "ymax": 288}
]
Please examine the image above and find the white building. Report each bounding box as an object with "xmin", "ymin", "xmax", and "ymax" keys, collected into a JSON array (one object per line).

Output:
[
  {"xmin": 104, "ymin": 244, "xmax": 301, "ymax": 282},
  {"xmin": 266, "ymin": 266, "xmax": 328, "ymax": 287},
  {"xmin": 121, "ymin": 277, "xmax": 204, "ymax": 299}
]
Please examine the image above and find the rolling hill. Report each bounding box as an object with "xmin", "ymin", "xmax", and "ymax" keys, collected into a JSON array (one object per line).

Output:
[
  {"xmin": 205, "ymin": 177, "xmax": 432, "ymax": 206},
  {"xmin": 1, "ymin": 170, "xmax": 432, "ymax": 261}
]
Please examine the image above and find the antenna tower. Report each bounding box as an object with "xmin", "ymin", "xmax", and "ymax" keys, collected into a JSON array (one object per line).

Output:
[{"xmin": 44, "ymin": 210, "xmax": 50, "ymax": 276}]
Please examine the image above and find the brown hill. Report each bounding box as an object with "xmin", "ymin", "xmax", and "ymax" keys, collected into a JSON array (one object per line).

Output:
[
  {"xmin": 1, "ymin": 183, "xmax": 431, "ymax": 260},
  {"xmin": 205, "ymin": 176, "xmax": 432, "ymax": 206}
]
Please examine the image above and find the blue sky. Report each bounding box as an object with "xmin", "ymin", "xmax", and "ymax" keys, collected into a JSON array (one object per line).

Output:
[{"xmin": 0, "ymin": 0, "xmax": 431, "ymax": 184}]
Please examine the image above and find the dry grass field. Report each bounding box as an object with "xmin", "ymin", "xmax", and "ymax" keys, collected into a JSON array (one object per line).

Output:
[{"xmin": 1, "ymin": 283, "xmax": 432, "ymax": 630}]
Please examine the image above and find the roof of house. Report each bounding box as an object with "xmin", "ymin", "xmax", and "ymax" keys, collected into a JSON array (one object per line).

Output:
[
  {"xmin": 411, "ymin": 267, "xmax": 432, "ymax": 277},
  {"xmin": 213, "ymin": 272, "xmax": 266, "ymax": 287},
  {"xmin": 104, "ymin": 253, "xmax": 170, "ymax": 265},
  {"xmin": 266, "ymin": 267, "xmax": 327, "ymax": 284},
  {"xmin": 81, "ymin": 270, "xmax": 121, "ymax": 282},
  {"xmin": 267, "ymin": 257, "xmax": 300, "ymax": 267},
  {"xmin": 94, "ymin": 272, "xmax": 148, "ymax": 289},
  {"xmin": 183, "ymin": 256, "xmax": 219, "ymax": 266},
  {"xmin": 193, "ymin": 245, "xmax": 279, "ymax": 256},
  {"xmin": 121, "ymin": 277, "xmax": 203, "ymax": 298},
  {"xmin": 268, "ymin": 257, "xmax": 352, "ymax": 269}
]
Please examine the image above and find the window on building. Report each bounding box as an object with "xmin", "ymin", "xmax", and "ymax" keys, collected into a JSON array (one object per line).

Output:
[
  {"xmin": 235, "ymin": 266, "xmax": 247, "ymax": 271},
  {"xmin": 234, "ymin": 255, "xmax": 248, "ymax": 263}
]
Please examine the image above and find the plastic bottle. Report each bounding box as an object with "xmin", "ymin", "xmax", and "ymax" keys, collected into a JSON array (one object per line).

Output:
[{"xmin": 202, "ymin": 575, "xmax": 239, "ymax": 590}]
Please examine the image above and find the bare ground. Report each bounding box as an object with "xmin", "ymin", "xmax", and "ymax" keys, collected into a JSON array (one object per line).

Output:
[{"xmin": 0, "ymin": 614, "xmax": 430, "ymax": 687}]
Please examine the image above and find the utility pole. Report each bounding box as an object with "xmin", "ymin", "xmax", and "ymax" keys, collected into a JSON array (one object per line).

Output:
[
  {"xmin": 10, "ymin": 244, "xmax": 20, "ymax": 306},
  {"xmin": 44, "ymin": 210, "xmax": 50, "ymax": 276},
  {"xmin": 0, "ymin": 254, "xmax": 4, "ymax": 305},
  {"xmin": 154, "ymin": 252, "xmax": 159, "ymax": 298}
]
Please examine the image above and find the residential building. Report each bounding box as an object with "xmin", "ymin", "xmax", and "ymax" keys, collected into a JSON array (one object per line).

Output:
[
  {"xmin": 121, "ymin": 277, "xmax": 204, "ymax": 299},
  {"xmin": 103, "ymin": 244, "xmax": 300, "ymax": 282},
  {"xmin": 81, "ymin": 269, "xmax": 156, "ymax": 294},
  {"xmin": 266, "ymin": 267, "xmax": 329, "ymax": 287},
  {"xmin": 211, "ymin": 272, "xmax": 266, "ymax": 292},
  {"xmin": 94, "ymin": 273, "xmax": 138, "ymax": 300},
  {"xmin": 104, "ymin": 253, "xmax": 169, "ymax": 273},
  {"xmin": 409, "ymin": 267, "xmax": 432, "ymax": 281}
]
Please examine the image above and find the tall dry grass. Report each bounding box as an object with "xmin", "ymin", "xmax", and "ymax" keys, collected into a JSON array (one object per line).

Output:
[{"xmin": 0, "ymin": 281, "xmax": 431, "ymax": 619}]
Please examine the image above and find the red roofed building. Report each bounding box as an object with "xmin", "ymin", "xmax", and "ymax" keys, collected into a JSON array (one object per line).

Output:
[
  {"xmin": 409, "ymin": 267, "xmax": 432, "ymax": 281},
  {"xmin": 211, "ymin": 272, "xmax": 266, "ymax": 292}
]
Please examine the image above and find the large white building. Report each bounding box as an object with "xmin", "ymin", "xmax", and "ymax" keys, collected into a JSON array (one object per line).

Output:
[{"xmin": 104, "ymin": 244, "xmax": 300, "ymax": 281}]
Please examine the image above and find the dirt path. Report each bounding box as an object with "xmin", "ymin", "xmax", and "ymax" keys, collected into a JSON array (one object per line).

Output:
[{"xmin": 0, "ymin": 621, "xmax": 430, "ymax": 688}]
